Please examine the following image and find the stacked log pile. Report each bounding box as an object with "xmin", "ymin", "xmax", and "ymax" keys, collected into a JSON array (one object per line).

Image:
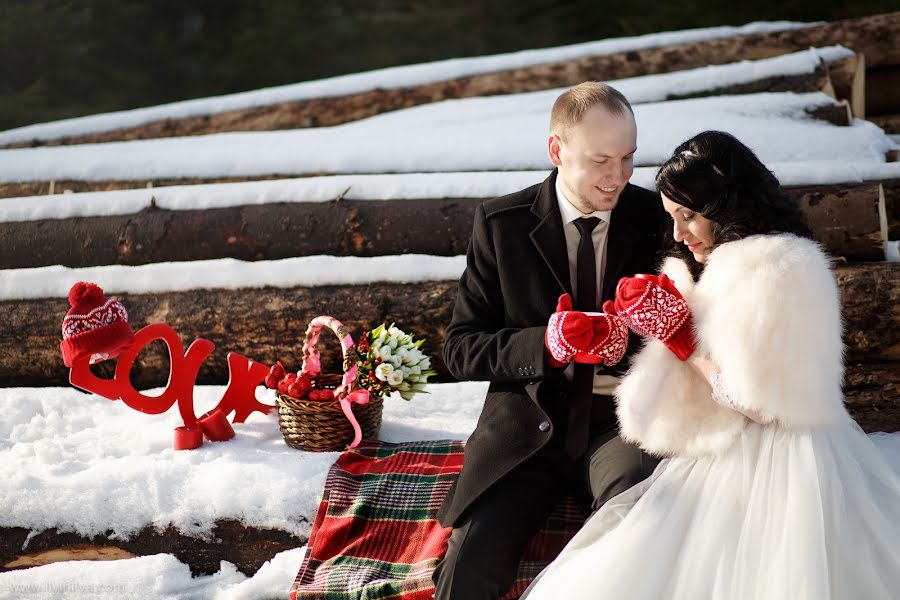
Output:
[
  {"xmin": 0, "ymin": 12, "xmax": 898, "ymax": 576},
  {"xmin": 3, "ymin": 12, "xmax": 896, "ymax": 147}
]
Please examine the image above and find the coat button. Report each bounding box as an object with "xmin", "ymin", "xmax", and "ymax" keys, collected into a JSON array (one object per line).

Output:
[{"xmin": 538, "ymin": 421, "xmax": 550, "ymax": 432}]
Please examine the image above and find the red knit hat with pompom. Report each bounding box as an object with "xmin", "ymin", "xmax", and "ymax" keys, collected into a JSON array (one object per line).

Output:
[{"xmin": 60, "ymin": 282, "xmax": 134, "ymax": 368}]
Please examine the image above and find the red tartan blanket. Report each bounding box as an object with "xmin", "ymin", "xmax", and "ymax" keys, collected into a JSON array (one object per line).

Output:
[{"xmin": 289, "ymin": 440, "xmax": 586, "ymax": 600}]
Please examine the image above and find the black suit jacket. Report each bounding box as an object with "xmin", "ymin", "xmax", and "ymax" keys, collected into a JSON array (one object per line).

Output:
[{"xmin": 437, "ymin": 169, "xmax": 666, "ymax": 527}]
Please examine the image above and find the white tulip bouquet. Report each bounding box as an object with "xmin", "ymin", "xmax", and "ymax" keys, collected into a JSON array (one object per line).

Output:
[{"xmin": 354, "ymin": 323, "xmax": 436, "ymax": 401}]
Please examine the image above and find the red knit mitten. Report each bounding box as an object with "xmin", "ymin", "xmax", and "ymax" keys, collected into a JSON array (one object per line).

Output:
[
  {"xmin": 613, "ymin": 274, "xmax": 696, "ymax": 361},
  {"xmin": 574, "ymin": 312, "xmax": 629, "ymax": 367},
  {"xmin": 545, "ymin": 293, "xmax": 593, "ymax": 368}
]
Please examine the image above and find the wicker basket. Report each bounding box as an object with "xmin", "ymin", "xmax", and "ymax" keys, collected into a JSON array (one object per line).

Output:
[{"xmin": 276, "ymin": 316, "xmax": 384, "ymax": 452}]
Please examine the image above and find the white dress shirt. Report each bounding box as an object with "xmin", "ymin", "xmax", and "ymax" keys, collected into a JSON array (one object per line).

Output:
[
  {"xmin": 555, "ymin": 176, "xmax": 611, "ymax": 309},
  {"xmin": 555, "ymin": 176, "xmax": 619, "ymax": 396}
]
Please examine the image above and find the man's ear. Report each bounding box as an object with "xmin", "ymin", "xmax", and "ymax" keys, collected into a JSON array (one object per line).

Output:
[{"xmin": 548, "ymin": 134, "xmax": 562, "ymax": 166}]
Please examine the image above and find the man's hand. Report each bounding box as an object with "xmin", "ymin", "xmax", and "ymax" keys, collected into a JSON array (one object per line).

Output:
[
  {"xmin": 613, "ymin": 274, "xmax": 696, "ymax": 361},
  {"xmin": 573, "ymin": 312, "xmax": 629, "ymax": 366},
  {"xmin": 545, "ymin": 293, "xmax": 593, "ymax": 367}
]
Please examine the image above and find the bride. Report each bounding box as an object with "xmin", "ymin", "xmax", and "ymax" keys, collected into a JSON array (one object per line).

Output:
[{"xmin": 522, "ymin": 131, "xmax": 900, "ymax": 599}]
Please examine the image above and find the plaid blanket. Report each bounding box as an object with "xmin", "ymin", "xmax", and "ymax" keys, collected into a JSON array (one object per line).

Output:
[{"xmin": 289, "ymin": 440, "xmax": 587, "ymax": 600}]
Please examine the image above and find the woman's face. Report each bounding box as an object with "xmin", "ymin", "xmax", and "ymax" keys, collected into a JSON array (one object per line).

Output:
[{"xmin": 661, "ymin": 193, "xmax": 716, "ymax": 263}]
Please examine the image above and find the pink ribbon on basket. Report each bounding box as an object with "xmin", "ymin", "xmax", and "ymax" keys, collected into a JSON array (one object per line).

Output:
[{"xmin": 301, "ymin": 316, "xmax": 371, "ymax": 449}]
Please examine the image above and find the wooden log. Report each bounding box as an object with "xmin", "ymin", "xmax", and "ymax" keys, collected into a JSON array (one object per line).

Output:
[
  {"xmin": 805, "ymin": 100, "xmax": 852, "ymax": 126},
  {"xmin": 631, "ymin": 63, "xmax": 832, "ymax": 102},
  {"xmin": 883, "ymin": 179, "xmax": 900, "ymax": 240},
  {"xmin": 4, "ymin": 545, "xmax": 136, "ymax": 569},
  {"xmin": 825, "ymin": 54, "xmax": 866, "ymax": 118},
  {"xmin": 0, "ymin": 198, "xmax": 480, "ymax": 269},
  {"xmin": 0, "ymin": 182, "xmax": 888, "ymax": 270},
  {"xmin": 843, "ymin": 361, "xmax": 900, "ymax": 433},
  {"xmin": 0, "ymin": 96, "xmax": 859, "ymax": 197},
  {"xmin": 1, "ymin": 263, "xmax": 896, "ymax": 388},
  {"xmin": 869, "ymin": 113, "xmax": 900, "ymax": 134},
  {"xmin": 865, "ymin": 65, "xmax": 900, "ymax": 117},
  {"xmin": 0, "ymin": 520, "xmax": 305, "ymax": 576},
  {"xmin": 0, "ymin": 176, "xmax": 282, "ymax": 200},
  {"xmin": 788, "ymin": 182, "xmax": 887, "ymax": 261},
  {"xmin": 833, "ymin": 262, "xmax": 900, "ymax": 361},
  {"xmin": 6, "ymin": 13, "xmax": 896, "ymax": 147}
]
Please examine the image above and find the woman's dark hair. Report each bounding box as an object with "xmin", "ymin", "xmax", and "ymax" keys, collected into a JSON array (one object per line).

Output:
[{"xmin": 655, "ymin": 130, "xmax": 812, "ymax": 276}]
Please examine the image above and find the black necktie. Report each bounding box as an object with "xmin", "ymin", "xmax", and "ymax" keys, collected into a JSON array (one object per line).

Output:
[{"xmin": 566, "ymin": 217, "xmax": 601, "ymax": 459}]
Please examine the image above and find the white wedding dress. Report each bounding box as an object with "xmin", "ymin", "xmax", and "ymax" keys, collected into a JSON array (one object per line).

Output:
[
  {"xmin": 523, "ymin": 235, "xmax": 900, "ymax": 599},
  {"xmin": 522, "ymin": 413, "xmax": 900, "ymax": 599}
]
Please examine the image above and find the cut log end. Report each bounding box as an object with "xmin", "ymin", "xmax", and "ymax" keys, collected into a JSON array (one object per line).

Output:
[{"xmin": 4, "ymin": 545, "xmax": 137, "ymax": 569}]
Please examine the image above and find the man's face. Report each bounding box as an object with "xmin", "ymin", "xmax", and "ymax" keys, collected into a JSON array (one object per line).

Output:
[{"xmin": 548, "ymin": 105, "xmax": 637, "ymax": 213}]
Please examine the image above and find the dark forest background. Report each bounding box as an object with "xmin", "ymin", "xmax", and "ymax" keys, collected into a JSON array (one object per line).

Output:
[{"xmin": 2, "ymin": 0, "xmax": 896, "ymax": 131}]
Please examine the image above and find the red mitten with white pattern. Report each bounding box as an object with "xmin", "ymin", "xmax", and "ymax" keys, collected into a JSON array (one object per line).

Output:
[
  {"xmin": 545, "ymin": 293, "xmax": 593, "ymax": 368},
  {"xmin": 613, "ymin": 274, "xmax": 696, "ymax": 361},
  {"xmin": 574, "ymin": 312, "xmax": 629, "ymax": 366}
]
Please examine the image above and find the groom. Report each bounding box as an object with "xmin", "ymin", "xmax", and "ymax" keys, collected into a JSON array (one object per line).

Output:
[{"xmin": 433, "ymin": 82, "xmax": 667, "ymax": 598}]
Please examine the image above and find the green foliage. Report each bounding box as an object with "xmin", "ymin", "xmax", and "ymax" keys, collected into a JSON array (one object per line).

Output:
[{"xmin": 1, "ymin": 0, "xmax": 894, "ymax": 131}]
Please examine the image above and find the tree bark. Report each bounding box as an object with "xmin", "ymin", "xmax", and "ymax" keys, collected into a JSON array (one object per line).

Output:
[
  {"xmin": 843, "ymin": 361, "xmax": 900, "ymax": 433},
  {"xmin": 869, "ymin": 113, "xmax": 900, "ymax": 134},
  {"xmin": 789, "ymin": 182, "xmax": 887, "ymax": 261},
  {"xmin": 865, "ymin": 65, "xmax": 900, "ymax": 117},
  {"xmin": 2, "ymin": 264, "xmax": 897, "ymax": 388},
  {"xmin": 805, "ymin": 100, "xmax": 852, "ymax": 126},
  {"xmin": 0, "ymin": 520, "xmax": 305, "ymax": 577},
  {"xmin": 0, "ymin": 182, "xmax": 890, "ymax": 269},
  {"xmin": 883, "ymin": 179, "xmax": 900, "ymax": 240},
  {"xmin": 0, "ymin": 198, "xmax": 480, "ymax": 269},
  {"xmin": 6, "ymin": 13, "xmax": 896, "ymax": 147},
  {"xmin": 833, "ymin": 262, "xmax": 900, "ymax": 361}
]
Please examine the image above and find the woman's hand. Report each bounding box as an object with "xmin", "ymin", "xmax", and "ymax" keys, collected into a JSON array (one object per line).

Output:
[{"xmin": 612, "ymin": 275, "xmax": 696, "ymax": 360}]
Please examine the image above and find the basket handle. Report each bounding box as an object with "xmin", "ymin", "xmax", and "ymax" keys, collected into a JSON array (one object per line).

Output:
[
  {"xmin": 300, "ymin": 316, "xmax": 359, "ymax": 399},
  {"xmin": 300, "ymin": 316, "xmax": 371, "ymax": 449}
]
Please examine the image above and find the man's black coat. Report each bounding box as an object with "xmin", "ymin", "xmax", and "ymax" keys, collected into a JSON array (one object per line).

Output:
[{"xmin": 437, "ymin": 169, "xmax": 666, "ymax": 527}]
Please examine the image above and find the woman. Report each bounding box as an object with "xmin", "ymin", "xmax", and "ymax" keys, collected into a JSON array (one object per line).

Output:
[{"xmin": 522, "ymin": 131, "xmax": 900, "ymax": 599}]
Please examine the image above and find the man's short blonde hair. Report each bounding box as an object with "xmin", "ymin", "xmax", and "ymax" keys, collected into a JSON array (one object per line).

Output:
[{"xmin": 550, "ymin": 81, "xmax": 633, "ymax": 140}]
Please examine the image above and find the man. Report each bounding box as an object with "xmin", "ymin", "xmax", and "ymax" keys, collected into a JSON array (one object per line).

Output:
[{"xmin": 433, "ymin": 81, "xmax": 667, "ymax": 599}]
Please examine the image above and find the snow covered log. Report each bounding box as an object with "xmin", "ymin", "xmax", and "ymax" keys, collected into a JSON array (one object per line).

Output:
[
  {"xmin": 0, "ymin": 520, "xmax": 304, "ymax": 577},
  {"xmin": 1, "ymin": 262, "xmax": 897, "ymax": 387},
  {"xmin": 0, "ymin": 176, "xmax": 281, "ymax": 202},
  {"xmin": 5, "ymin": 11, "xmax": 894, "ymax": 145},
  {"xmin": 4, "ymin": 54, "xmax": 848, "ymax": 148},
  {"xmin": 0, "ymin": 182, "xmax": 889, "ymax": 270},
  {"xmin": 0, "ymin": 92, "xmax": 878, "ymax": 191}
]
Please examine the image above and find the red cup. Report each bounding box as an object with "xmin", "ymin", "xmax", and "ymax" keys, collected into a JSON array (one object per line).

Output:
[
  {"xmin": 198, "ymin": 408, "xmax": 236, "ymax": 442},
  {"xmin": 174, "ymin": 426, "xmax": 204, "ymax": 450}
]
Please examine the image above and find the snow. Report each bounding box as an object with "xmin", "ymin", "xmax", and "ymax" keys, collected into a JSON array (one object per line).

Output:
[
  {"xmin": 0, "ymin": 91, "xmax": 892, "ymax": 182},
  {"xmin": 0, "ymin": 548, "xmax": 305, "ymax": 599},
  {"xmin": 0, "ymin": 382, "xmax": 898, "ymax": 599},
  {"xmin": 888, "ymin": 241, "xmax": 900, "ymax": 263},
  {"xmin": 585, "ymin": 46, "xmax": 853, "ymax": 104},
  {"xmin": 0, "ymin": 255, "xmax": 467, "ymax": 300},
  {"xmin": 2, "ymin": 160, "xmax": 899, "ymax": 224},
  {"xmin": 0, "ymin": 381, "xmax": 486, "ymax": 598},
  {"xmin": 0, "ymin": 21, "xmax": 815, "ymax": 146},
  {"xmin": 0, "ymin": 383, "xmax": 486, "ymax": 541}
]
